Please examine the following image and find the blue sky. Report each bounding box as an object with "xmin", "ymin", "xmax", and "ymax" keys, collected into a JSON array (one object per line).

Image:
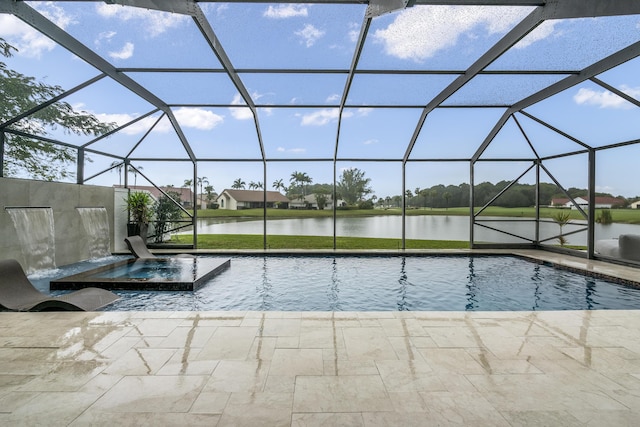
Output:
[{"xmin": 1, "ymin": 2, "xmax": 640, "ymax": 199}]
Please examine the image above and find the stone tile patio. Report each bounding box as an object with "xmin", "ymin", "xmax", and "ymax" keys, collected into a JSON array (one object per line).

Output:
[{"xmin": 1, "ymin": 308, "xmax": 640, "ymax": 425}]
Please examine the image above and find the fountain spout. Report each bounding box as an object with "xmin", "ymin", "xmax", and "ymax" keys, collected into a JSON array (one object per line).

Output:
[{"xmin": 5, "ymin": 207, "xmax": 56, "ymax": 274}]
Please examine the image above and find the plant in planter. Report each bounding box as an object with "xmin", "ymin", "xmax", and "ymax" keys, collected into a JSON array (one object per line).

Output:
[
  {"xmin": 153, "ymin": 193, "xmax": 183, "ymax": 243},
  {"xmin": 125, "ymin": 191, "xmax": 154, "ymax": 242}
]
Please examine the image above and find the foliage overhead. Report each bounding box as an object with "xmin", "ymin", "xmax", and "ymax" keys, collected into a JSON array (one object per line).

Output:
[{"xmin": 0, "ymin": 38, "xmax": 115, "ymax": 181}]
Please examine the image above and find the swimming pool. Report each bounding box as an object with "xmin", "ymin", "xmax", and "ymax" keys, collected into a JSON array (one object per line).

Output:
[{"xmin": 31, "ymin": 255, "xmax": 640, "ymax": 312}]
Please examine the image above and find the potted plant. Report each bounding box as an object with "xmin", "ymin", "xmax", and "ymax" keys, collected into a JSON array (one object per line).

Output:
[{"xmin": 125, "ymin": 191, "xmax": 153, "ymax": 242}]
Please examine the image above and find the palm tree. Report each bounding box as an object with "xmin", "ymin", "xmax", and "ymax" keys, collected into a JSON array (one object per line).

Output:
[
  {"xmin": 290, "ymin": 171, "xmax": 302, "ymax": 195},
  {"xmin": 129, "ymin": 165, "xmax": 143, "ymax": 187},
  {"xmin": 183, "ymin": 179, "xmax": 193, "ymax": 188},
  {"xmin": 553, "ymin": 211, "xmax": 571, "ymax": 246},
  {"xmin": 248, "ymin": 181, "xmax": 258, "ymax": 190},
  {"xmin": 272, "ymin": 178, "xmax": 286, "ymax": 193},
  {"xmin": 197, "ymin": 176, "xmax": 209, "ymax": 200},
  {"xmin": 110, "ymin": 161, "xmax": 124, "ymax": 186},
  {"xmin": 232, "ymin": 178, "xmax": 246, "ymax": 189}
]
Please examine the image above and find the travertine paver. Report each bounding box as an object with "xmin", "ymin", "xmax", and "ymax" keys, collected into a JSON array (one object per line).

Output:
[{"xmin": 0, "ymin": 309, "xmax": 639, "ymax": 425}]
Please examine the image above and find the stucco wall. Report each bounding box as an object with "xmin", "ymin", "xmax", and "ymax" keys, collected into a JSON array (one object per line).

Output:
[{"xmin": 0, "ymin": 177, "xmax": 128, "ymax": 272}]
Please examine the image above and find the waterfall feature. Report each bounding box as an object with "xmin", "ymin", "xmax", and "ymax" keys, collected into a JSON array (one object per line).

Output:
[
  {"xmin": 6, "ymin": 207, "xmax": 56, "ymax": 274},
  {"xmin": 77, "ymin": 207, "xmax": 111, "ymax": 259}
]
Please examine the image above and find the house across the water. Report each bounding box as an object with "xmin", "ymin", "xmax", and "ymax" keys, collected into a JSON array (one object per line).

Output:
[
  {"xmin": 550, "ymin": 196, "xmax": 625, "ymax": 209},
  {"xmin": 216, "ymin": 189, "xmax": 290, "ymax": 210}
]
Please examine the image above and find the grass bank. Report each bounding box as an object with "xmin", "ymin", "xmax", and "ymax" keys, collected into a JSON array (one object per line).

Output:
[{"xmin": 172, "ymin": 234, "xmax": 470, "ymax": 250}]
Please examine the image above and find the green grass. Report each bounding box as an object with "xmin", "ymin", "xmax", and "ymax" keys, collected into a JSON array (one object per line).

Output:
[
  {"xmin": 191, "ymin": 206, "xmax": 640, "ymax": 224},
  {"xmin": 172, "ymin": 234, "xmax": 470, "ymax": 250}
]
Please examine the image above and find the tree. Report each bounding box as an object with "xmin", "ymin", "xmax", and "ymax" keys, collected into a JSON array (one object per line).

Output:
[
  {"xmin": 443, "ymin": 192, "xmax": 451, "ymax": 210},
  {"xmin": 204, "ymin": 185, "xmax": 216, "ymax": 207},
  {"xmin": 290, "ymin": 171, "xmax": 312, "ymax": 196},
  {"xmin": 129, "ymin": 165, "xmax": 143, "ymax": 187},
  {"xmin": 553, "ymin": 210, "xmax": 571, "ymax": 246},
  {"xmin": 1, "ymin": 38, "xmax": 115, "ymax": 180},
  {"xmin": 272, "ymin": 178, "xmax": 286, "ymax": 193},
  {"xmin": 197, "ymin": 176, "xmax": 209, "ymax": 199},
  {"xmin": 110, "ymin": 161, "xmax": 124, "ymax": 186},
  {"xmin": 183, "ymin": 179, "xmax": 193, "ymax": 188},
  {"xmin": 315, "ymin": 192, "xmax": 329, "ymax": 210},
  {"xmin": 153, "ymin": 194, "xmax": 183, "ymax": 243},
  {"xmin": 248, "ymin": 181, "xmax": 263, "ymax": 190},
  {"xmin": 232, "ymin": 178, "xmax": 246, "ymax": 189},
  {"xmin": 337, "ymin": 168, "xmax": 372, "ymax": 205}
]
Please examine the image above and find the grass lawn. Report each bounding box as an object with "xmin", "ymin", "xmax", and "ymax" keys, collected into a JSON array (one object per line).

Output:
[{"xmin": 172, "ymin": 234, "xmax": 470, "ymax": 250}]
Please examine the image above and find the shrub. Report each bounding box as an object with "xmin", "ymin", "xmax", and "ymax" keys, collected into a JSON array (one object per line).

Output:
[{"xmin": 596, "ymin": 209, "xmax": 613, "ymax": 224}]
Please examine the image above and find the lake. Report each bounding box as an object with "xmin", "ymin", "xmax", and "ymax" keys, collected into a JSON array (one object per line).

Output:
[{"xmin": 182, "ymin": 215, "xmax": 640, "ymax": 245}]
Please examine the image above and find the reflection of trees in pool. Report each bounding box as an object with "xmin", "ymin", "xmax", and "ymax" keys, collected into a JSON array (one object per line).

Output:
[
  {"xmin": 531, "ymin": 265, "xmax": 541, "ymax": 311},
  {"xmin": 397, "ymin": 257, "xmax": 411, "ymax": 311},
  {"xmin": 584, "ymin": 279, "xmax": 596, "ymax": 310},
  {"xmin": 257, "ymin": 257, "xmax": 272, "ymax": 310},
  {"xmin": 465, "ymin": 258, "xmax": 479, "ymax": 311},
  {"xmin": 328, "ymin": 258, "xmax": 341, "ymax": 311}
]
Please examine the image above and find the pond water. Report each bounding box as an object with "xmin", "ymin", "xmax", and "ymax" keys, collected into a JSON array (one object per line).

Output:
[{"xmin": 185, "ymin": 215, "xmax": 640, "ymax": 245}]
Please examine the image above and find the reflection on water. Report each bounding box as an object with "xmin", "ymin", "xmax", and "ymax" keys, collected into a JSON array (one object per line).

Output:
[{"xmin": 188, "ymin": 215, "xmax": 640, "ymax": 245}]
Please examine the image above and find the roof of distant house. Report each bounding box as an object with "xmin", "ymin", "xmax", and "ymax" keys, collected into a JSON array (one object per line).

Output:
[
  {"xmin": 115, "ymin": 185, "xmax": 193, "ymax": 201},
  {"xmin": 219, "ymin": 189, "xmax": 289, "ymax": 203},
  {"xmin": 551, "ymin": 196, "xmax": 625, "ymax": 205}
]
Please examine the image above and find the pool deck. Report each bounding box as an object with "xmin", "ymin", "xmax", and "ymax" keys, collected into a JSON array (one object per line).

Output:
[{"xmin": 2, "ymin": 250, "xmax": 640, "ymax": 426}]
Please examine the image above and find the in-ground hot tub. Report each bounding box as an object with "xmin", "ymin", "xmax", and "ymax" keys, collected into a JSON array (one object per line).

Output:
[{"xmin": 51, "ymin": 257, "xmax": 230, "ymax": 291}]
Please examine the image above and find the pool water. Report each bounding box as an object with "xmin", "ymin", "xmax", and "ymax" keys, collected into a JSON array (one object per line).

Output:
[{"xmin": 31, "ymin": 255, "xmax": 640, "ymax": 311}]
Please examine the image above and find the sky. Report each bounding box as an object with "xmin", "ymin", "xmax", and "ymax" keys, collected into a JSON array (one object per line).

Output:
[{"xmin": 1, "ymin": 1, "xmax": 640, "ymax": 199}]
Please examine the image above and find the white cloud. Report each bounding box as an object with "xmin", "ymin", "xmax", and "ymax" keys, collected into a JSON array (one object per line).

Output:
[
  {"xmin": 513, "ymin": 20, "xmax": 558, "ymax": 49},
  {"xmin": 356, "ymin": 108, "xmax": 373, "ymax": 116},
  {"xmin": 348, "ymin": 22, "xmax": 360, "ymax": 43},
  {"xmin": 95, "ymin": 31, "xmax": 117, "ymax": 47},
  {"xmin": 0, "ymin": 3, "xmax": 75, "ymax": 58},
  {"xmin": 363, "ymin": 139, "xmax": 378, "ymax": 145},
  {"xmin": 264, "ymin": 5, "xmax": 308, "ymax": 19},
  {"xmin": 573, "ymin": 86, "xmax": 640, "ymax": 110},
  {"xmin": 277, "ymin": 147, "xmax": 306, "ymax": 153},
  {"xmin": 94, "ymin": 113, "xmax": 159, "ymax": 135},
  {"xmin": 299, "ymin": 109, "xmax": 353, "ymax": 126},
  {"xmin": 96, "ymin": 4, "xmax": 188, "ymax": 37},
  {"xmin": 229, "ymin": 94, "xmax": 253, "ymax": 120},
  {"xmin": 229, "ymin": 93, "xmax": 273, "ymax": 119},
  {"xmin": 295, "ymin": 24, "xmax": 325, "ymax": 47},
  {"xmin": 326, "ymin": 94, "xmax": 340, "ymax": 103},
  {"xmin": 173, "ymin": 107, "xmax": 224, "ymax": 130},
  {"xmin": 95, "ymin": 108, "xmax": 223, "ymax": 135},
  {"xmin": 373, "ymin": 6, "xmax": 532, "ymax": 62},
  {"xmin": 108, "ymin": 42, "xmax": 134, "ymax": 60}
]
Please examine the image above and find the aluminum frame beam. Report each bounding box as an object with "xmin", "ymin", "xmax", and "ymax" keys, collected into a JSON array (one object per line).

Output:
[
  {"xmin": 472, "ymin": 40, "xmax": 640, "ymax": 161},
  {"xmin": 0, "ymin": 0, "xmax": 197, "ymax": 163}
]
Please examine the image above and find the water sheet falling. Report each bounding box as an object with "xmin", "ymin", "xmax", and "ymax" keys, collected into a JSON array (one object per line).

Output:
[
  {"xmin": 6, "ymin": 207, "xmax": 56, "ymax": 274},
  {"xmin": 77, "ymin": 207, "xmax": 111, "ymax": 259}
]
